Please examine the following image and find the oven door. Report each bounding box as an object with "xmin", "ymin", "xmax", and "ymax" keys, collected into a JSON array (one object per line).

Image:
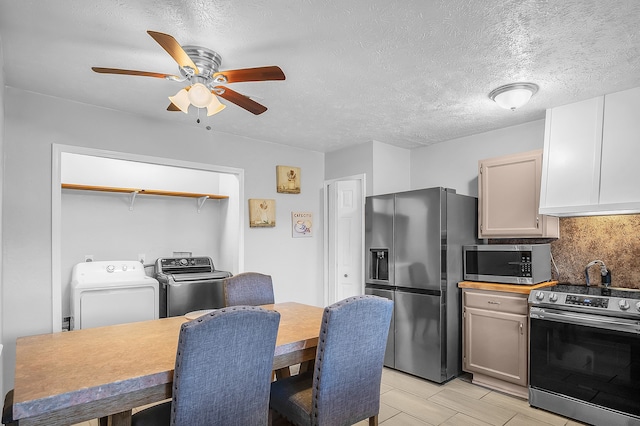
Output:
[{"xmin": 529, "ymin": 307, "xmax": 640, "ymax": 423}]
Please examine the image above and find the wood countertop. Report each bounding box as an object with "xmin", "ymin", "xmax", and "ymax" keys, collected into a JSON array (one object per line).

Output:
[{"xmin": 458, "ymin": 281, "xmax": 557, "ymax": 294}]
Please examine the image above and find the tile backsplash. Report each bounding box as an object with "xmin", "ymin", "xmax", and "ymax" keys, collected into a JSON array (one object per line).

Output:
[
  {"xmin": 550, "ymin": 214, "xmax": 640, "ymax": 288},
  {"xmin": 491, "ymin": 214, "xmax": 640, "ymax": 289}
]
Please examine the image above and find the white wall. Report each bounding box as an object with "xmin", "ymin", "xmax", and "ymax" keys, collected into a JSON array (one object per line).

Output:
[
  {"xmin": 411, "ymin": 120, "xmax": 545, "ymax": 196},
  {"xmin": 61, "ymin": 191, "xmax": 228, "ymax": 317},
  {"xmin": 2, "ymin": 88, "xmax": 324, "ymax": 393},
  {"xmin": 62, "ymin": 153, "xmax": 224, "ymax": 193},
  {"xmin": 372, "ymin": 140, "xmax": 410, "ymax": 195},
  {"xmin": 324, "ymin": 140, "xmax": 411, "ymax": 196},
  {"xmin": 0, "ymin": 35, "xmax": 5, "ymax": 396},
  {"xmin": 325, "ymin": 141, "xmax": 374, "ymax": 195}
]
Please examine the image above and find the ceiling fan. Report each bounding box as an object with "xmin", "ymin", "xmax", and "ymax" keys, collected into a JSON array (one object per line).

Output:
[{"xmin": 92, "ymin": 30, "xmax": 286, "ymax": 116}]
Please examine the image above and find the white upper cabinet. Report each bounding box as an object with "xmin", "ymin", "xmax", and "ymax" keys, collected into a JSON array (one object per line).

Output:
[
  {"xmin": 478, "ymin": 150, "xmax": 559, "ymax": 238},
  {"xmin": 599, "ymin": 88, "xmax": 640, "ymax": 205},
  {"xmin": 540, "ymin": 87, "xmax": 640, "ymax": 216}
]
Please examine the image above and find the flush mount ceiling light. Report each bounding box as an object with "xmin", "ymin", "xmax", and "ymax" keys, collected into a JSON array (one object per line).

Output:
[{"xmin": 489, "ymin": 82, "xmax": 539, "ymax": 111}]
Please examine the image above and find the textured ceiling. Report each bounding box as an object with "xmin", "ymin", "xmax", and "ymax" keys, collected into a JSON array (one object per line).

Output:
[{"xmin": 1, "ymin": 0, "xmax": 639, "ymax": 153}]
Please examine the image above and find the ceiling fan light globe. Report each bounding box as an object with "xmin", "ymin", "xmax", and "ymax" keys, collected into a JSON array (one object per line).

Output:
[
  {"xmin": 206, "ymin": 96, "xmax": 226, "ymax": 116},
  {"xmin": 168, "ymin": 89, "xmax": 190, "ymax": 113},
  {"xmin": 188, "ymin": 83, "xmax": 213, "ymax": 108}
]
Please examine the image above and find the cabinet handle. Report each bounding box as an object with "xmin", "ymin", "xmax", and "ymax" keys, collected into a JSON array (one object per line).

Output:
[
  {"xmin": 487, "ymin": 301, "xmax": 501, "ymax": 305},
  {"xmin": 536, "ymin": 216, "xmax": 539, "ymax": 228},
  {"xmin": 520, "ymin": 322, "xmax": 523, "ymax": 335}
]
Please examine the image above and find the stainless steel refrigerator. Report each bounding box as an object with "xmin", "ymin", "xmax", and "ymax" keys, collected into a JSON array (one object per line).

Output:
[{"xmin": 365, "ymin": 187, "xmax": 478, "ymax": 383}]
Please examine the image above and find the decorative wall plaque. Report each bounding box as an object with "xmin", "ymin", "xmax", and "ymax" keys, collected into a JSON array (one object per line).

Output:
[
  {"xmin": 276, "ymin": 166, "xmax": 301, "ymax": 194},
  {"xmin": 249, "ymin": 199, "xmax": 275, "ymax": 227}
]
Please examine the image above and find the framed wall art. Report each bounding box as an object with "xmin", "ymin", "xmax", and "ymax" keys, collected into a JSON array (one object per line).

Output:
[
  {"xmin": 248, "ymin": 199, "xmax": 275, "ymax": 227},
  {"xmin": 292, "ymin": 211, "xmax": 313, "ymax": 238},
  {"xmin": 276, "ymin": 165, "xmax": 301, "ymax": 194}
]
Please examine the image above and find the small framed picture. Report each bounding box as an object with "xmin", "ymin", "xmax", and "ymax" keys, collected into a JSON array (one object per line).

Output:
[
  {"xmin": 249, "ymin": 199, "xmax": 275, "ymax": 227},
  {"xmin": 276, "ymin": 166, "xmax": 301, "ymax": 194},
  {"xmin": 292, "ymin": 211, "xmax": 313, "ymax": 238}
]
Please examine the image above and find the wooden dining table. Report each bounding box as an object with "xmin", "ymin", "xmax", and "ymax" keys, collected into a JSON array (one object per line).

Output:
[{"xmin": 11, "ymin": 302, "xmax": 324, "ymax": 426}]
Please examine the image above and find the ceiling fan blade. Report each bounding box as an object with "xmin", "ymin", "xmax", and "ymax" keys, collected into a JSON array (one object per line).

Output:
[
  {"xmin": 213, "ymin": 66, "xmax": 285, "ymax": 83},
  {"xmin": 167, "ymin": 103, "xmax": 181, "ymax": 111},
  {"xmin": 147, "ymin": 31, "xmax": 199, "ymax": 74},
  {"xmin": 215, "ymin": 86, "xmax": 268, "ymax": 115},
  {"xmin": 92, "ymin": 67, "xmax": 178, "ymax": 79}
]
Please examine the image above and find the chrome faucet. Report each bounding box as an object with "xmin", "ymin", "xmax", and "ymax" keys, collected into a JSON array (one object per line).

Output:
[{"xmin": 585, "ymin": 260, "xmax": 611, "ymax": 287}]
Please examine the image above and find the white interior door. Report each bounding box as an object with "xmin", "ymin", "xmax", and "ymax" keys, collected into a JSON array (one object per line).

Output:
[{"xmin": 326, "ymin": 178, "xmax": 364, "ymax": 304}]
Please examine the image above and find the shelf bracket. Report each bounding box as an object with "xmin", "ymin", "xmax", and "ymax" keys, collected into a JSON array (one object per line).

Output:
[
  {"xmin": 129, "ymin": 191, "xmax": 139, "ymax": 211},
  {"xmin": 197, "ymin": 196, "xmax": 209, "ymax": 213}
]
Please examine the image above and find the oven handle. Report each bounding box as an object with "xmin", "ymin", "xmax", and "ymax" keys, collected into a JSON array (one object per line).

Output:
[{"xmin": 530, "ymin": 307, "xmax": 640, "ymax": 333}]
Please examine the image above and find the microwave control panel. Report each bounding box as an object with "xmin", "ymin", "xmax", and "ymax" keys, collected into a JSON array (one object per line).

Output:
[{"xmin": 520, "ymin": 252, "xmax": 532, "ymax": 277}]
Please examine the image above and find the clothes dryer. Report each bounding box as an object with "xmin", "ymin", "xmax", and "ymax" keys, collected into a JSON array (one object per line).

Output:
[{"xmin": 71, "ymin": 260, "xmax": 159, "ymax": 330}]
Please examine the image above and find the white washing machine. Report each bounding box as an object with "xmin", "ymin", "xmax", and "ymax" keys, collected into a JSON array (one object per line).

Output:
[{"xmin": 70, "ymin": 260, "xmax": 159, "ymax": 330}]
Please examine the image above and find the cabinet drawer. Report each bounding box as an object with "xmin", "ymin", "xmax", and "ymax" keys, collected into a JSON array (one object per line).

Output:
[{"xmin": 463, "ymin": 290, "xmax": 527, "ymax": 315}]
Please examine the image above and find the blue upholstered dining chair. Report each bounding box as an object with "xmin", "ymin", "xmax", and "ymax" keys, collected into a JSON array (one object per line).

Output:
[
  {"xmin": 131, "ymin": 306, "xmax": 280, "ymax": 426},
  {"xmin": 223, "ymin": 272, "xmax": 275, "ymax": 307},
  {"xmin": 269, "ymin": 295, "xmax": 393, "ymax": 426}
]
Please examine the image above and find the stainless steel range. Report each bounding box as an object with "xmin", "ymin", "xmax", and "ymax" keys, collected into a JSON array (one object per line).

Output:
[
  {"xmin": 528, "ymin": 284, "xmax": 640, "ymax": 425},
  {"xmin": 155, "ymin": 257, "xmax": 232, "ymax": 317}
]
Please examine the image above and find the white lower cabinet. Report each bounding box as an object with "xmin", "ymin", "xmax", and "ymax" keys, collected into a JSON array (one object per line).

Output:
[{"xmin": 462, "ymin": 288, "xmax": 528, "ymax": 398}]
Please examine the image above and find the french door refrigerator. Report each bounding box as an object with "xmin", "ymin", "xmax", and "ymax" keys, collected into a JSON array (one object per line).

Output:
[{"xmin": 365, "ymin": 187, "xmax": 478, "ymax": 383}]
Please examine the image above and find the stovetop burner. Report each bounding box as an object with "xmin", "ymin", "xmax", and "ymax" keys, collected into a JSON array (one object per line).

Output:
[{"xmin": 529, "ymin": 283, "xmax": 640, "ymax": 319}]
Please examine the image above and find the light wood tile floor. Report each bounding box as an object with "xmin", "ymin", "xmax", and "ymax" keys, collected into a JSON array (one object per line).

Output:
[{"xmin": 73, "ymin": 368, "xmax": 587, "ymax": 426}]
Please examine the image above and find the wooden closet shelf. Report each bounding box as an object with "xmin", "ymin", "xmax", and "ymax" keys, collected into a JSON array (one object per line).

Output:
[{"xmin": 61, "ymin": 183, "xmax": 229, "ymax": 200}]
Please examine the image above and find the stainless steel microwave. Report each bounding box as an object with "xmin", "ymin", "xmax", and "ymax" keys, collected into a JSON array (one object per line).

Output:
[{"xmin": 463, "ymin": 244, "xmax": 551, "ymax": 285}]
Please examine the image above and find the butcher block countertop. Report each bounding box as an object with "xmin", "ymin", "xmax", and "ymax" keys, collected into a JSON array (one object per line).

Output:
[{"xmin": 458, "ymin": 281, "xmax": 558, "ymax": 294}]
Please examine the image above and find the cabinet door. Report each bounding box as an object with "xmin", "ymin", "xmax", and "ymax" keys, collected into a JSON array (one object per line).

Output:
[
  {"xmin": 479, "ymin": 150, "xmax": 557, "ymax": 238},
  {"xmin": 539, "ymin": 97, "xmax": 604, "ymax": 213},
  {"xmin": 599, "ymin": 87, "xmax": 640, "ymax": 205},
  {"xmin": 463, "ymin": 306, "xmax": 527, "ymax": 386}
]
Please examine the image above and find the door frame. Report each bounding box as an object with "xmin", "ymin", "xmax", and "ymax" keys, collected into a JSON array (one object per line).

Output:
[{"xmin": 323, "ymin": 174, "xmax": 366, "ymax": 306}]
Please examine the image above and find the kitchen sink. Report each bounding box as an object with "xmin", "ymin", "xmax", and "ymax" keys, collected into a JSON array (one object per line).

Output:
[{"xmin": 552, "ymin": 283, "xmax": 640, "ymax": 299}]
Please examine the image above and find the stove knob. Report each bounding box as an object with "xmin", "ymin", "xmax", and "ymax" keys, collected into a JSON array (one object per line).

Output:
[
  {"xmin": 106, "ymin": 265, "xmax": 115, "ymax": 273},
  {"xmin": 635, "ymin": 301, "xmax": 640, "ymax": 312},
  {"xmin": 122, "ymin": 265, "xmax": 128, "ymax": 271},
  {"xmin": 549, "ymin": 293, "xmax": 558, "ymax": 302},
  {"xmin": 535, "ymin": 291, "xmax": 545, "ymax": 301},
  {"xmin": 179, "ymin": 258, "xmax": 188, "ymax": 266},
  {"xmin": 619, "ymin": 300, "xmax": 630, "ymax": 311}
]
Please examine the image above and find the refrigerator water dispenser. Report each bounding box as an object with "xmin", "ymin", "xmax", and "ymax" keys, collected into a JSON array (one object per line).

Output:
[{"xmin": 370, "ymin": 249, "xmax": 389, "ymax": 281}]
